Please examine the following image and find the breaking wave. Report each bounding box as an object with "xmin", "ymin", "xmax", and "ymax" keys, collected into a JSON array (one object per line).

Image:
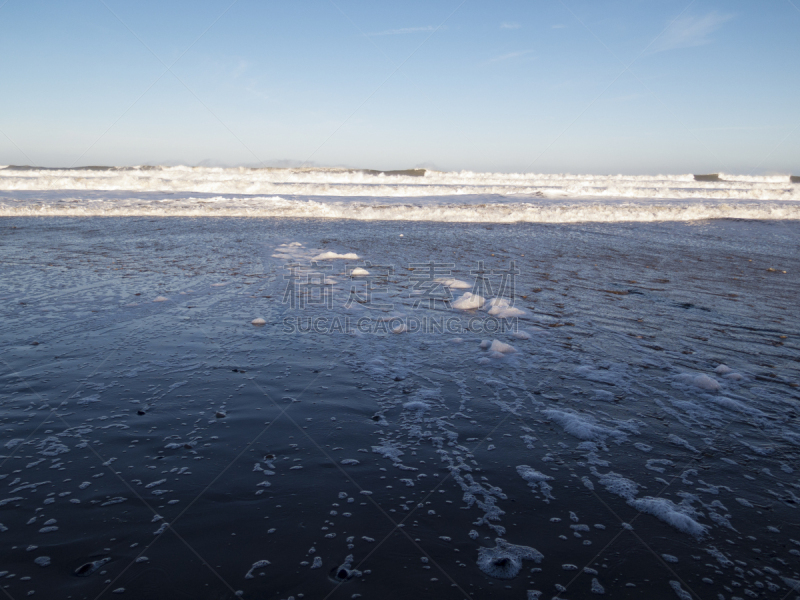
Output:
[{"xmin": 1, "ymin": 165, "xmax": 798, "ymax": 222}]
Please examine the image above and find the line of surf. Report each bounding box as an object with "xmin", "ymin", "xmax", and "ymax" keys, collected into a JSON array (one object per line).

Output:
[
  {"xmin": 3, "ymin": 194, "xmax": 799, "ymax": 222},
  {"xmin": 0, "ymin": 166, "xmax": 797, "ymax": 200}
]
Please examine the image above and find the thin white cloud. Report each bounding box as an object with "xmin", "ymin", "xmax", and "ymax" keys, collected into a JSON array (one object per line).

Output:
[
  {"xmin": 649, "ymin": 12, "xmax": 733, "ymax": 53},
  {"xmin": 480, "ymin": 50, "xmax": 535, "ymax": 66},
  {"xmin": 368, "ymin": 26, "xmax": 436, "ymax": 36},
  {"xmin": 231, "ymin": 59, "xmax": 249, "ymax": 79},
  {"xmin": 245, "ymin": 85, "xmax": 270, "ymax": 101},
  {"xmin": 500, "ymin": 22, "xmax": 520, "ymax": 29}
]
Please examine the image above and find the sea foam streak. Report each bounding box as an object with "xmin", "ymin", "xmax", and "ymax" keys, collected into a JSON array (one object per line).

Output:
[{"xmin": 1, "ymin": 165, "xmax": 798, "ymax": 221}]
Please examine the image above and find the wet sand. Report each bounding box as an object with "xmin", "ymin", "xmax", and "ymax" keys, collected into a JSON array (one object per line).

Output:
[{"xmin": 1, "ymin": 217, "xmax": 799, "ymax": 599}]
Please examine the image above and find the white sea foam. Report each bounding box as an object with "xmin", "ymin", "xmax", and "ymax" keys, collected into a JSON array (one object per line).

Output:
[
  {"xmin": 477, "ymin": 538, "xmax": 543, "ymax": 579},
  {"xmin": 489, "ymin": 340, "xmax": 516, "ymax": 354},
  {"xmin": 1, "ymin": 166, "xmax": 798, "ymax": 221},
  {"xmin": 675, "ymin": 373, "xmax": 721, "ymax": 391},
  {"xmin": 543, "ymin": 410, "xmax": 620, "ymax": 442},
  {"xmin": 435, "ymin": 278, "xmax": 471, "ymax": 289},
  {"xmin": 312, "ymin": 251, "xmax": 360, "ymax": 260},
  {"xmin": 453, "ymin": 293, "xmax": 485, "ymax": 310},
  {"xmin": 1, "ymin": 166, "xmax": 795, "ymax": 197},
  {"xmin": 517, "ymin": 465, "xmax": 555, "ymax": 502}
]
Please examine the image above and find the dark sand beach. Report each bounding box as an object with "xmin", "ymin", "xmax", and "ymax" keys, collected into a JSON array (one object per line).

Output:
[{"xmin": 1, "ymin": 217, "xmax": 799, "ymax": 599}]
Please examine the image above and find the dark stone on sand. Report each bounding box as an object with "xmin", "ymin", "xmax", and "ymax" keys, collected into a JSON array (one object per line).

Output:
[
  {"xmin": 74, "ymin": 557, "xmax": 111, "ymax": 577},
  {"xmin": 361, "ymin": 168, "xmax": 426, "ymax": 177},
  {"xmin": 694, "ymin": 173, "xmax": 721, "ymax": 182}
]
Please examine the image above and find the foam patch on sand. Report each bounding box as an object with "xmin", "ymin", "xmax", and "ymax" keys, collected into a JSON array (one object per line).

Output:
[
  {"xmin": 453, "ymin": 293, "xmax": 485, "ymax": 310},
  {"xmin": 477, "ymin": 538, "xmax": 543, "ymax": 579},
  {"xmin": 591, "ymin": 468, "xmax": 707, "ymax": 537},
  {"xmin": 542, "ymin": 410, "xmax": 622, "ymax": 442},
  {"xmin": 312, "ymin": 251, "xmax": 360, "ymax": 260}
]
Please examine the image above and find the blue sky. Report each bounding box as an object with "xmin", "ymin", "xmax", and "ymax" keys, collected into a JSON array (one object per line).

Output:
[{"xmin": 1, "ymin": 0, "xmax": 798, "ymax": 174}]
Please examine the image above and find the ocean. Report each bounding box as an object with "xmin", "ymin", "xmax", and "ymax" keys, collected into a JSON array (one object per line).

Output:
[{"xmin": 1, "ymin": 165, "xmax": 799, "ymax": 221}]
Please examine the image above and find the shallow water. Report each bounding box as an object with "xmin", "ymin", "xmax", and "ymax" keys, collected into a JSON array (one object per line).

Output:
[{"xmin": 1, "ymin": 217, "xmax": 799, "ymax": 599}]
